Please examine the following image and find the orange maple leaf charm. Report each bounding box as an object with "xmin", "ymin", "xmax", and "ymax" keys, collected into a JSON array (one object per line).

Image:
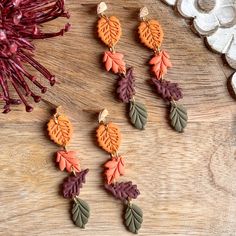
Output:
[
  {"xmin": 47, "ymin": 114, "xmax": 73, "ymax": 147},
  {"xmin": 103, "ymin": 51, "xmax": 126, "ymax": 74},
  {"xmin": 149, "ymin": 50, "xmax": 172, "ymax": 79},
  {"xmin": 56, "ymin": 150, "xmax": 80, "ymax": 173},
  {"xmin": 138, "ymin": 19, "xmax": 164, "ymax": 50},
  {"xmin": 104, "ymin": 156, "xmax": 125, "ymax": 184},
  {"xmin": 97, "ymin": 16, "xmax": 122, "ymax": 47},
  {"xmin": 96, "ymin": 122, "xmax": 121, "ymax": 154}
]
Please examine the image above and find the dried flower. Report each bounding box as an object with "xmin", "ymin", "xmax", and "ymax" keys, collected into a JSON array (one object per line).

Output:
[{"xmin": 0, "ymin": 0, "xmax": 70, "ymax": 113}]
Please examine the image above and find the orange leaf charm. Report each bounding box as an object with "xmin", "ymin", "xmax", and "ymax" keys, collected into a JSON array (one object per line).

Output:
[
  {"xmin": 96, "ymin": 122, "xmax": 121, "ymax": 154},
  {"xmin": 149, "ymin": 51, "xmax": 172, "ymax": 79},
  {"xmin": 56, "ymin": 150, "xmax": 80, "ymax": 173},
  {"xmin": 138, "ymin": 20, "xmax": 164, "ymax": 50},
  {"xmin": 103, "ymin": 51, "xmax": 126, "ymax": 74},
  {"xmin": 47, "ymin": 114, "xmax": 73, "ymax": 146},
  {"xmin": 97, "ymin": 16, "xmax": 122, "ymax": 47},
  {"xmin": 104, "ymin": 156, "xmax": 125, "ymax": 184}
]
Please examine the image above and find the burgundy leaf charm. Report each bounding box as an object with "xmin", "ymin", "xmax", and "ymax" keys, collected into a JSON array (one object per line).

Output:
[
  {"xmin": 105, "ymin": 181, "xmax": 140, "ymax": 201},
  {"xmin": 0, "ymin": 0, "xmax": 70, "ymax": 113},
  {"xmin": 62, "ymin": 169, "xmax": 89, "ymax": 199},
  {"xmin": 117, "ymin": 67, "xmax": 136, "ymax": 103},
  {"xmin": 151, "ymin": 78, "xmax": 183, "ymax": 101}
]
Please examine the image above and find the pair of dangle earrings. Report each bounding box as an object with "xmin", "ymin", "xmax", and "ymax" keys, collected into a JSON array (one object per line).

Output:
[
  {"xmin": 96, "ymin": 2, "xmax": 188, "ymax": 133},
  {"xmin": 47, "ymin": 107, "xmax": 143, "ymax": 234}
]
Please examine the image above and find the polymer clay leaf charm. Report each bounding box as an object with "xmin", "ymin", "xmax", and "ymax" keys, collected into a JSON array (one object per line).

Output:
[
  {"xmin": 151, "ymin": 78, "xmax": 183, "ymax": 101},
  {"xmin": 96, "ymin": 122, "xmax": 121, "ymax": 153},
  {"xmin": 63, "ymin": 169, "xmax": 89, "ymax": 198},
  {"xmin": 170, "ymin": 102, "xmax": 188, "ymax": 132},
  {"xmin": 103, "ymin": 51, "xmax": 126, "ymax": 74},
  {"xmin": 105, "ymin": 181, "xmax": 140, "ymax": 201},
  {"xmin": 96, "ymin": 3, "xmax": 148, "ymax": 130},
  {"xmin": 125, "ymin": 203, "xmax": 143, "ymax": 234},
  {"xmin": 97, "ymin": 16, "xmax": 122, "ymax": 47},
  {"xmin": 129, "ymin": 101, "xmax": 148, "ymax": 130},
  {"xmin": 96, "ymin": 109, "xmax": 142, "ymax": 234},
  {"xmin": 47, "ymin": 114, "xmax": 73, "ymax": 146},
  {"xmin": 56, "ymin": 150, "xmax": 80, "ymax": 173},
  {"xmin": 117, "ymin": 67, "xmax": 136, "ymax": 103},
  {"xmin": 138, "ymin": 7, "xmax": 187, "ymax": 132},
  {"xmin": 47, "ymin": 107, "xmax": 90, "ymax": 229},
  {"xmin": 138, "ymin": 20, "xmax": 164, "ymax": 50},
  {"xmin": 149, "ymin": 51, "xmax": 172, "ymax": 79},
  {"xmin": 72, "ymin": 198, "xmax": 90, "ymax": 228},
  {"xmin": 104, "ymin": 156, "xmax": 125, "ymax": 184}
]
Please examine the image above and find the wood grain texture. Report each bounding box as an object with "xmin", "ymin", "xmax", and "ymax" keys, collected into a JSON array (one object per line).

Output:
[{"xmin": 0, "ymin": 0, "xmax": 235, "ymax": 235}]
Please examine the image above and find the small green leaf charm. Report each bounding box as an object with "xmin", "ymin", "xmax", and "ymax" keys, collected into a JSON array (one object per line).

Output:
[
  {"xmin": 170, "ymin": 102, "xmax": 188, "ymax": 132},
  {"xmin": 125, "ymin": 203, "xmax": 143, "ymax": 234},
  {"xmin": 129, "ymin": 101, "xmax": 148, "ymax": 130},
  {"xmin": 72, "ymin": 198, "xmax": 90, "ymax": 228}
]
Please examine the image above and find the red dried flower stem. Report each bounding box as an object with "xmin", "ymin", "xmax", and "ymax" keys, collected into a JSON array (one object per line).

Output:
[
  {"xmin": 0, "ymin": 0, "xmax": 70, "ymax": 113},
  {"xmin": 18, "ymin": 51, "xmax": 56, "ymax": 85}
]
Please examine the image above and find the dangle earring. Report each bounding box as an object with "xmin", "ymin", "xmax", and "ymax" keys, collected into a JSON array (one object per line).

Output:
[
  {"xmin": 96, "ymin": 2, "xmax": 148, "ymax": 130},
  {"xmin": 137, "ymin": 7, "xmax": 188, "ymax": 132},
  {"xmin": 96, "ymin": 109, "xmax": 143, "ymax": 234},
  {"xmin": 47, "ymin": 107, "xmax": 90, "ymax": 228}
]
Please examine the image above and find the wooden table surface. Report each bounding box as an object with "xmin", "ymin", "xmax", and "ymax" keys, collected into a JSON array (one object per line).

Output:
[{"xmin": 0, "ymin": 1, "xmax": 235, "ymax": 235}]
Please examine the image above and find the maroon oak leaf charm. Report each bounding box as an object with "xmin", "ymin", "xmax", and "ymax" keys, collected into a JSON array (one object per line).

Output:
[
  {"xmin": 117, "ymin": 67, "xmax": 136, "ymax": 103},
  {"xmin": 62, "ymin": 169, "xmax": 89, "ymax": 198},
  {"xmin": 0, "ymin": 0, "xmax": 70, "ymax": 113},
  {"xmin": 105, "ymin": 181, "xmax": 140, "ymax": 201},
  {"xmin": 151, "ymin": 78, "xmax": 183, "ymax": 101}
]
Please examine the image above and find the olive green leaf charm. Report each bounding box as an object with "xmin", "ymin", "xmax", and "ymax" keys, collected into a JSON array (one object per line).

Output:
[
  {"xmin": 129, "ymin": 101, "xmax": 148, "ymax": 130},
  {"xmin": 170, "ymin": 102, "xmax": 188, "ymax": 132},
  {"xmin": 125, "ymin": 203, "xmax": 143, "ymax": 234},
  {"xmin": 72, "ymin": 198, "xmax": 90, "ymax": 228}
]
